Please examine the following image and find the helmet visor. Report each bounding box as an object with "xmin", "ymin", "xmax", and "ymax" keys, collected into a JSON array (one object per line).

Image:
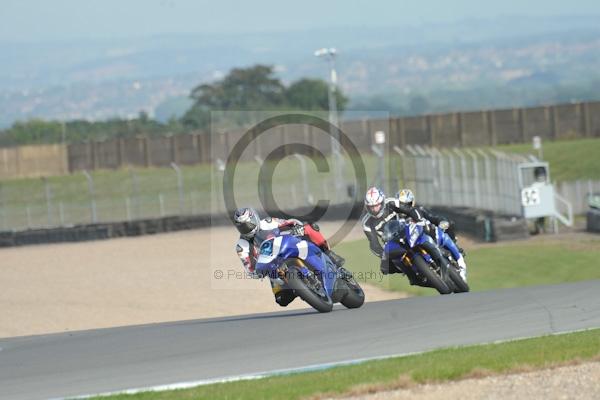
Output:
[{"xmin": 237, "ymin": 220, "xmax": 257, "ymax": 235}]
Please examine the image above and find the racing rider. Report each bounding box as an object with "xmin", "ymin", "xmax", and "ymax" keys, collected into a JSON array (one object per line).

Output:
[{"xmin": 233, "ymin": 207, "xmax": 345, "ymax": 307}]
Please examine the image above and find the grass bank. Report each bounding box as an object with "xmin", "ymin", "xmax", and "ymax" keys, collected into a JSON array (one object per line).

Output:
[
  {"xmin": 92, "ymin": 328, "xmax": 600, "ymax": 400},
  {"xmin": 335, "ymin": 236, "xmax": 600, "ymax": 296}
]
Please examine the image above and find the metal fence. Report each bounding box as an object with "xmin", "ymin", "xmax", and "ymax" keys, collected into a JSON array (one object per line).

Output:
[
  {"xmin": 0, "ymin": 154, "xmax": 379, "ymax": 232},
  {"xmin": 1, "ymin": 143, "xmax": 598, "ymax": 232},
  {"xmin": 387, "ymin": 145, "xmax": 598, "ymax": 219},
  {"xmin": 0, "ymin": 163, "xmax": 212, "ymax": 231},
  {"xmin": 389, "ymin": 145, "xmax": 533, "ymax": 216},
  {"xmin": 555, "ymin": 180, "xmax": 600, "ymax": 215}
]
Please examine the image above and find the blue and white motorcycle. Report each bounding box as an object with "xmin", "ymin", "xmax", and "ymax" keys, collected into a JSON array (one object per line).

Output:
[
  {"xmin": 255, "ymin": 230, "xmax": 365, "ymax": 313},
  {"xmin": 382, "ymin": 219, "xmax": 469, "ymax": 295}
]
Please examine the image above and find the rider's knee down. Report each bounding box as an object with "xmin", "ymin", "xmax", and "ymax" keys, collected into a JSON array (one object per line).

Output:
[{"xmin": 275, "ymin": 291, "xmax": 295, "ymax": 307}]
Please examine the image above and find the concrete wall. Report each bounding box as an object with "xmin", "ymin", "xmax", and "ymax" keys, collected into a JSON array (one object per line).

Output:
[{"xmin": 0, "ymin": 144, "xmax": 68, "ymax": 179}]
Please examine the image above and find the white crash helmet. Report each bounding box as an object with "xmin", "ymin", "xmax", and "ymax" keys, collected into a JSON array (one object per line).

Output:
[
  {"xmin": 365, "ymin": 187, "xmax": 385, "ymax": 218},
  {"xmin": 396, "ymin": 189, "xmax": 415, "ymax": 207},
  {"xmin": 233, "ymin": 207, "xmax": 261, "ymax": 239}
]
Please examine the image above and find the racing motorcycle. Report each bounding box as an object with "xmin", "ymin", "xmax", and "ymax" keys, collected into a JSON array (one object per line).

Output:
[
  {"xmin": 382, "ymin": 218, "xmax": 468, "ymax": 295},
  {"xmin": 254, "ymin": 229, "xmax": 364, "ymax": 313}
]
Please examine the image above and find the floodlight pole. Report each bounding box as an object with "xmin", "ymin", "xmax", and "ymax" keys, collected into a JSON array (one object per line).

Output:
[{"xmin": 315, "ymin": 47, "xmax": 344, "ymax": 202}]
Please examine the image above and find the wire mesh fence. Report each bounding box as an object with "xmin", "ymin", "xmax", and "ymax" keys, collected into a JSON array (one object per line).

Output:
[
  {"xmin": 389, "ymin": 145, "xmax": 533, "ymax": 216},
  {"xmin": 0, "ymin": 154, "xmax": 381, "ymax": 232},
  {"xmin": 0, "ymin": 164, "xmax": 212, "ymax": 231},
  {"xmin": 2, "ymin": 143, "xmax": 597, "ymax": 233},
  {"xmin": 555, "ymin": 180, "xmax": 600, "ymax": 215}
]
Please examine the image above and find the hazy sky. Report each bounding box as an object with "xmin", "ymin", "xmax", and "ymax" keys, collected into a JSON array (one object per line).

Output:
[{"xmin": 1, "ymin": 0, "xmax": 600, "ymax": 42}]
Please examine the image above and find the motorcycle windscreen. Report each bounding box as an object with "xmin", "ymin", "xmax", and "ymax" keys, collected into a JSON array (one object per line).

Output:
[
  {"xmin": 407, "ymin": 223, "xmax": 424, "ymax": 247},
  {"xmin": 384, "ymin": 240, "xmax": 404, "ymax": 257}
]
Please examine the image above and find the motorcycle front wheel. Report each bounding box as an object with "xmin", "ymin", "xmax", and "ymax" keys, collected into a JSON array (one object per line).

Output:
[
  {"xmin": 285, "ymin": 265, "xmax": 333, "ymax": 313},
  {"xmin": 412, "ymin": 254, "xmax": 451, "ymax": 295},
  {"xmin": 448, "ymin": 267, "xmax": 470, "ymax": 293},
  {"xmin": 339, "ymin": 268, "xmax": 365, "ymax": 309}
]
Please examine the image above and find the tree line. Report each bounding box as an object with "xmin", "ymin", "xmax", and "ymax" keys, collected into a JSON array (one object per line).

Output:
[{"xmin": 0, "ymin": 65, "xmax": 348, "ymax": 146}]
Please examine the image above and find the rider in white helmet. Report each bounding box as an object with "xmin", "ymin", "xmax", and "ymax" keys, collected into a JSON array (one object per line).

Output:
[
  {"xmin": 394, "ymin": 189, "xmax": 468, "ymax": 282},
  {"xmin": 361, "ymin": 186, "xmax": 421, "ymax": 259},
  {"xmin": 233, "ymin": 207, "xmax": 345, "ymax": 306},
  {"xmin": 362, "ymin": 186, "xmax": 425, "ymax": 283}
]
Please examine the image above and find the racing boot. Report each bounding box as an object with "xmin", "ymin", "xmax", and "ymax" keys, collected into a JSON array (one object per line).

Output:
[
  {"xmin": 457, "ymin": 256, "xmax": 468, "ymax": 283},
  {"xmin": 325, "ymin": 249, "xmax": 345, "ymax": 267},
  {"xmin": 271, "ymin": 280, "xmax": 296, "ymax": 307}
]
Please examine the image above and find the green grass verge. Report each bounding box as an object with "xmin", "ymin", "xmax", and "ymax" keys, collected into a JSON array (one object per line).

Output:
[
  {"xmin": 91, "ymin": 328, "xmax": 600, "ymax": 400},
  {"xmin": 497, "ymin": 137, "xmax": 600, "ymax": 182},
  {"xmin": 335, "ymin": 237, "xmax": 600, "ymax": 296}
]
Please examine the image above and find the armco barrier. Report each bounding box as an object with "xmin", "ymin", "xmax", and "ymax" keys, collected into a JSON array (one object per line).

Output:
[
  {"xmin": 430, "ymin": 206, "xmax": 529, "ymax": 242},
  {"xmin": 0, "ymin": 203, "xmax": 527, "ymax": 247}
]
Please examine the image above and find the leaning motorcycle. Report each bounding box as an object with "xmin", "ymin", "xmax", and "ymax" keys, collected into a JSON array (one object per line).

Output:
[
  {"xmin": 439, "ymin": 245, "xmax": 470, "ymax": 293},
  {"xmin": 254, "ymin": 230, "xmax": 365, "ymax": 313},
  {"xmin": 381, "ymin": 219, "xmax": 457, "ymax": 295}
]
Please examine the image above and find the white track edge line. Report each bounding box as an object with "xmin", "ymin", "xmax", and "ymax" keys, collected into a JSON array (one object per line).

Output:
[{"xmin": 53, "ymin": 327, "xmax": 598, "ymax": 400}]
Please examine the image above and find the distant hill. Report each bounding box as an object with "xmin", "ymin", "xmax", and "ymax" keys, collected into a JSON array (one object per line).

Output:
[{"xmin": 1, "ymin": 15, "xmax": 600, "ymax": 127}]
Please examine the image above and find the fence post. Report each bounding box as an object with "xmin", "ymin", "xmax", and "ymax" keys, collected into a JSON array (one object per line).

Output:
[
  {"xmin": 170, "ymin": 135, "xmax": 179, "ymax": 164},
  {"xmin": 371, "ymin": 142, "xmax": 382, "ymax": 189},
  {"xmin": 117, "ymin": 138, "xmax": 126, "ymax": 168},
  {"xmin": 457, "ymin": 112, "xmax": 465, "ymax": 147},
  {"xmin": 83, "ymin": 170, "xmax": 98, "ymax": 223},
  {"xmin": 582, "ymin": 102, "xmax": 591, "ymax": 137},
  {"xmin": 159, "ymin": 193, "xmax": 165, "ymax": 217},
  {"xmin": 0, "ymin": 183, "xmax": 5, "ymax": 231},
  {"xmin": 422, "ymin": 147, "xmax": 438, "ymax": 205},
  {"xmin": 392, "ymin": 146, "xmax": 406, "ymax": 191},
  {"xmin": 125, "ymin": 197, "xmax": 132, "ymax": 222},
  {"xmin": 397, "ymin": 118, "xmax": 406, "ymax": 148},
  {"xmin": 446, "ymin": 149, "xmax": 457, "ymax": 206},
  {"xmin": 453, "ymin": 149, "xmax": 468, "ymax": 207},
  {"xmin": 26, "ymin": 205, "xmax": 32, "ymax": 229},
  {"xmin": 129, "ymin": 169, "xmax": 140, "ymax": 219},
  {"xmin": 476, "ymin": 150, "xmax": 494, "ymax": 211},
  {"xmin": 406, "ymin": 145, "xmax": 421, "ymax": 201},
  {"xmin": 143, "ymin": 137, "xmax": 151, "ymax": 167},
  {"xmin": 466, "ymin": 150, "xmax": 481, "ymax": 209},
  {"xmin": 487, "ymin": 110, "xmax": 497, "ymax": 146},
  {"xmin": 293, "ymin": 154, "xmax": 311, "ymax": 205},
  {"xmin": 59, "ymin": 202, "xmax": 65, "ymax": 226},
  {"xmin": 519, "ymin": 108, "xmax": 527, "ymax": 142},
  {"xmin": 190, "ymin": 192, "xmax": 197, "ymax": 215},
  {"xmin": 171, "ymin": 162, "xmax": 184, "ymax": 214},
  {"xmin": 436, "ymin": 148, "xmax": 447, "ymax": 205},
  {"xmin": 42, "ymin": 177, "xmax": 53, "ymax": 227},
  {"xmin": 550, "ymin": 105, "xmax": 559, "ymax": 139},
  {"xmin": 427, "ymin": 115, "xmax": 436, "ymax": 147}
]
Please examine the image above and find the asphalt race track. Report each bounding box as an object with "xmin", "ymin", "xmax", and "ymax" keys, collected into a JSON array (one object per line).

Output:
[{"xmin": 1, "ymin": 280, "xmax": 599, "ymax": 400}]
